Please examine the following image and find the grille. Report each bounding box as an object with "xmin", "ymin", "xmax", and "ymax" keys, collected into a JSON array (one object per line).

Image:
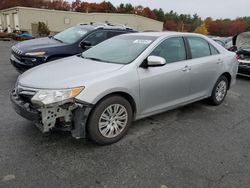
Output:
[{"xmin": 12, "ymin": 46, "xmax": 23, "ymax": 56}]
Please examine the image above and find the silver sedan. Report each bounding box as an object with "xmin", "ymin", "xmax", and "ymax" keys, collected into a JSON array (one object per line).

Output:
[{"xmin": 11, "ymin": 32, "xmax": 238, "ymax": 144}]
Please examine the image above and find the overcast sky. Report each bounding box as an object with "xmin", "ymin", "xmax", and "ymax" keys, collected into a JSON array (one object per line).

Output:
[{"xmin": 67, "ymin": 0, "xmax": 250, "ymax": 19}]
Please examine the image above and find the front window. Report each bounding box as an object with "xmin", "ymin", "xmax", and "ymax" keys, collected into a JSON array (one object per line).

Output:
[
  {"xmin": 150, "ymin": 37, "xmax": 186, "ymax": 63},
  {"xmin": 53, "ymin": 26, "xmax": 89, "ymax": 44},
  {"xmin": 84, "ymin": 31, "xmax": 107, "ymax": 46},
  {"xmin": 81, "ymin": 35, "xmax": 157, "ymax": 64}
]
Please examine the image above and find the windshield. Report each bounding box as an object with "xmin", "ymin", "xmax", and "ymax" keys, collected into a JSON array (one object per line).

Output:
[
  {"xmin": 81, "ymin": 35, "xmax": 156, "ymax": 64},
  {"xmin": 53, "ymin": 26, "xmax": 89, "ymax": 44}
]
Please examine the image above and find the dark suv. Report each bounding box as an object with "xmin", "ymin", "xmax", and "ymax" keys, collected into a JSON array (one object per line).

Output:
[{"xmin": 10, "ymin": 22, "xmax": 137, "ymax": 72}]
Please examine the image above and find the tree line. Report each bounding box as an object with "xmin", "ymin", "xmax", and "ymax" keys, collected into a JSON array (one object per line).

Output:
[{"xmin": 0, "ymin": 0, "xmax": 249, "ymax": 36}]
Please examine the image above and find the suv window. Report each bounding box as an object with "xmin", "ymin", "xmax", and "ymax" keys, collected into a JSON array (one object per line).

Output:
[
  {"xmin": 151, "ymin": 37, "xmax": 186, "ymax": 63},
  {"xmin": 187, "ymin": 37, "xmax": 211, "ymax": 59},
  {"xmin": 84, "ymin": 31, "xmax": 107, "ymax": 46},
  {"xmin": 107, "ymin": 31, "xmax": 125, "ymax": 38}
]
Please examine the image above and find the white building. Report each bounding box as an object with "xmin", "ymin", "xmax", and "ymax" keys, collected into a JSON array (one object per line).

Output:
[{"xmin": 0, "ymin": 6, "xmax": 163, "ymax": 35}]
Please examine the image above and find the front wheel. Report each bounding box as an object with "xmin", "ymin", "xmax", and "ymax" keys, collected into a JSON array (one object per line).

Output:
[
  {"xmin": 209, "ymin": 76, "xmax": 228, "ymax": 105},
  {"xmin": 87, "ymin": 96, "xmax": 133, "ymax": 145}
]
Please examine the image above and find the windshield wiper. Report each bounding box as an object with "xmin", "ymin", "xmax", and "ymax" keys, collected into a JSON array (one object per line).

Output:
[
  {"xmin": 50, "ymin": 36, "xmax": 63, "ymax": 43},
  {"xmin": 81, "ymin": 55, "xmax": 116, "ymax": 64},
  {"xmin": 81, "ymin": 56, "xmax": 104, "ymax": 62}
]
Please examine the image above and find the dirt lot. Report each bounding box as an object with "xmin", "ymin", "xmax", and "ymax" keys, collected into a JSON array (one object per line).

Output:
[{"xmin": 1, "ymin": 41, "xmax": 250, "ymax": 188}]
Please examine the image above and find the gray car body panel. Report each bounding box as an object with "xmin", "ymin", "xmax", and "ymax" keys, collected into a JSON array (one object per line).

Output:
[
  {"xmin": 17, "ymin": 32, "xmax": 238, "ymax": 121},
  {"xmin": 18, "ymin": 56, "xmax": 125, "ymax": 88}
]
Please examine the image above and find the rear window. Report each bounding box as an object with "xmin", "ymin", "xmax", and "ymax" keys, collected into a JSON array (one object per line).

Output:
[{"xmin": 187, "ymin": 37, "xmax": 211, "ymax": 59}]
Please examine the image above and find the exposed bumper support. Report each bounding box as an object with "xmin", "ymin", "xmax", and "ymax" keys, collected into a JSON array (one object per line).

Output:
[
  {"xmin": 36, "ymin": 104, "xmax": 78, "ymax": 133},
  {"xmin": 11, "ymin": 89, "xmax": 93, "ymax": 139},
  {"xmin": 72, "ymin": 103, "xmax": 93, "ymax": 139}
]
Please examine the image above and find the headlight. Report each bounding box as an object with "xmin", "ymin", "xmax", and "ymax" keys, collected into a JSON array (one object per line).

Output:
[
  {"xmin": 31, "ymin": 87, "xmax": 84, "ymax": 106},
  {"xmin": 25, "ymin": 52, "xmax": 46, "ymax": 57}
]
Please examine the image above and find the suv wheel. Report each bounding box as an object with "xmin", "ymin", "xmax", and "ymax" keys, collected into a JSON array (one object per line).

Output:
[
  {"xmin": 87, "ymin": 96, "xmax": 133, "ymax": 145},
  {"xmin": 209, "ymin": 76, "xmax": 228, "ymax": 105}
]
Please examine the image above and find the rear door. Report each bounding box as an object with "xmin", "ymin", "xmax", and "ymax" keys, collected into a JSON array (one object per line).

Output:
[{"xmin": 185, "ymin": 37, "xmax": 222, "ymax": 99}]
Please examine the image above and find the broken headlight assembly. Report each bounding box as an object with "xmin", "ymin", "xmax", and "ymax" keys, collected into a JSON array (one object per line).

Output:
[{"xmin": 31, "ymin": 87, "xmax": 84, "ymax": 106}]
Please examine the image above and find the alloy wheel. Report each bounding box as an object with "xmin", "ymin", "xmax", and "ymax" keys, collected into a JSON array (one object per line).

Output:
[
  {"xmin": 98, "ymin": 104, "xmax": 128, "ymax": 138},
  {"xmin": 215, "ymin": 80, "xmax": 227, "ymax": 102}
]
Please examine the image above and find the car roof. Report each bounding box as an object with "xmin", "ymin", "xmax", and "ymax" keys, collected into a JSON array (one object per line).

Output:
[
  {"xmin": 77, "ymin": 23, "xmax": 135, "ymax": 31},
  {"xmin": 124, "ymin": 31, "xmax": 208, "ymax": 38}
]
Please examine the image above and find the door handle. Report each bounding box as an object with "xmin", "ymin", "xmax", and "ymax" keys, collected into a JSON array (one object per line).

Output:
[
  {"xmin": 217, "ymin": 59, "xmax": 223, "ymax": 64},
  {"xmin": 182, "ymin": 65, "xmax": 191, "ymax": 72}
]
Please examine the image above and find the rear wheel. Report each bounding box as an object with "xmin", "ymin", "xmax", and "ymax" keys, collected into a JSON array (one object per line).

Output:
[
  {"xmin": 209, "ymin": 76, "xmax": 228, "ymax": 105},
  {"xmin": 87, "ymin": 95, "xmax": 133, "ymax": 145}
]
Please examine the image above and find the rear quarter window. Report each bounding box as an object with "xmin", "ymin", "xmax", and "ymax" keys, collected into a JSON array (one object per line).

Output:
[{"xmin": 209, "ymin": 44, "xmax": 220, "ymax": 55}]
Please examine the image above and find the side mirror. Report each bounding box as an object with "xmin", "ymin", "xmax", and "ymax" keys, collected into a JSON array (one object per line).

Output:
[
  {"xmin": 80, "ymin": 41, "xmax": 92, "ymax": 49},
  {"xmin": 147, "ymin": 55, "xmax": 166, "ymax": 67}
]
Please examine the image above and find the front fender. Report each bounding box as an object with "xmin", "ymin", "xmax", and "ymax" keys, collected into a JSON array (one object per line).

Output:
[
  {"xmin": 75, "ymin": 68, "xmax": 140, "ymax": 118},
  {"xmin": 76, "ymin": 87, "xmax": 139, "ymax": 109}
]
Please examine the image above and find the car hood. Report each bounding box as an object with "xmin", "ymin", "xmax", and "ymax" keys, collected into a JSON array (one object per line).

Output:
[
  {"xmin": 15, "ymin": 37, "xmax": 66, "ymax": 52},
  {"xmin": 18, "ymin": 56, "xmax": 124, "ymax": 89},
  {"xmin": 235, "ymin": 32, "xmax": 250, "ymax": 50}
]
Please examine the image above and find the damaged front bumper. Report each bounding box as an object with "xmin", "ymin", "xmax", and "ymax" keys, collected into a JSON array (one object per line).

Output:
[{"xmin": 10, "ymin": 89, "xmax": 93, "ymax": 139}]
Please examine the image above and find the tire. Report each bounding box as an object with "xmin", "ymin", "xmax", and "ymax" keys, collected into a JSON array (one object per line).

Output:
[
  {"xmin": 87, "ymin": 95, "xmax": 133, "ymax": 145},
  {"xmin": 209, "ymin": 76, "xmax": 228, "ymax": 105}
]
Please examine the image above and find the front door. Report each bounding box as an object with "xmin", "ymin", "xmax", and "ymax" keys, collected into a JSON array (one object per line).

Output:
[{"xmin": 138, "ymin": 37, "xmax": 190, "ymax": 116}]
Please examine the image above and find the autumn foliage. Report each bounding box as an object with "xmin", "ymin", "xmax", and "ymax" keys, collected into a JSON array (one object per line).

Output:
[
  {"xmin": 194, "ymin": 23, "xmax": 209, "ymax": 35},
  {"xmin": 0, "ymin": 0, "xmax": 250, "ymax": 36},
  {"xmin": 208, "ymin": 19, "xmax": 247, "ymax": 37}
]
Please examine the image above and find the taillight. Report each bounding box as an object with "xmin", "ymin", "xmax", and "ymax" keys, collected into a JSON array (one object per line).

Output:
[{"xmin": 236, "ymin": 54, "xmax": 240, "ymax": 60}]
